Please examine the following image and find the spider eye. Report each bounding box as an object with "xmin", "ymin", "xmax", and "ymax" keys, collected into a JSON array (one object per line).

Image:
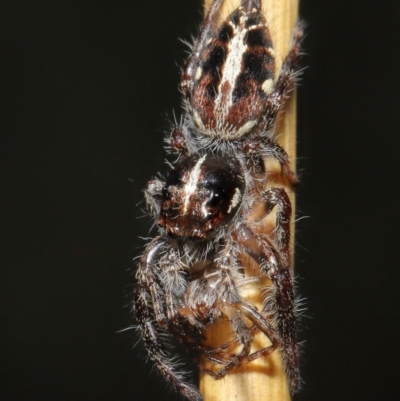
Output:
[{"xmin": 207, "ymin": 191, "xmax": 222, "ymax": 208}]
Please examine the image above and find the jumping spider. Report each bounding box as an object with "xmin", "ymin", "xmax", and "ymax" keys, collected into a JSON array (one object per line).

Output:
[{"xmin": 133, "ymin": 1, "xmax": 303, "ymax": 400}]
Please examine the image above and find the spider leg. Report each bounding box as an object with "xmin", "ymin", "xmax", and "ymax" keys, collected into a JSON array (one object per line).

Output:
[
  {"xmin": 261, "ymin": 139, "xmax": 298, "ymax": 184},
  {"xmin": 241, "ymin": 0, "xmax": 261, "ymax": 12},
  {"xmin": 202, "ymin": 324, "xmax": 258, "ymax": 356},
  {"xmin": 181, "ymin": 0, "xmax": 224, "ymax": 98},
  {"xmin": 144, "ymin": 178, "xmax": 164, "ymax": 219},
  {"xmin": 170, "ymin": 125, "xmax": 190, "ymax": 155},
  {"xmin": 264, "ymin": 21, "xmax": 304, "ymax": 129},
  {"xmin": 179, "ymin": 276, "xmax": 235, "ymax": 365},
  {"xmin": 235, "ymin": 224, "xmax": 300, "ymax": 393},
  {"xmin": 240, "ymin": 21, "xmax": 303, "ymax": 184},
  {"xmin": 199, "ymin": 301, "xmax": 254, "ymax": 379},
  {"xmin": 242, "ymin": 136, "xmax": 298, "ymax": 184},
  {"xmin": 198, "ymin": 246, "xmax": 279, "ymax": 378},
  {"xmin": 236, "ymin": 302, "xmax": 281, "ymax": 362},
  {"xmin": 252, "ymin": 187, "xmax": 292, "ymax": 263},
  {"xmin": 201, "ymin": 301, "xmax": 280, "ymax": 379},
  {"xmin": 170, "ymin": 0, "xmax": 224, "ymax": 155},
  {"xmin": 266, "ymin": 22, "xmax": 304, "ymax": 183},
  {"xmin": 134, "ymin": 237, "xmax": 202, "ymax": 401},
  {"xmin": 161, "ymin": 250, "xmax": 212, "ymax": 354},
  {"xmin": 274, "ymin": 21, "xmax": 304, "ymax": 101},
  {"xmin": 161, "ymin": 258, "xmax": 234, "ymax": 367}
]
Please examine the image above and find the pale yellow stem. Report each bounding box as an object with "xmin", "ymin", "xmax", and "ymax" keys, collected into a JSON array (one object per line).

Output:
[{"xmin": 199, "ymin": 1, "xmax": 299, "ymax": 400}]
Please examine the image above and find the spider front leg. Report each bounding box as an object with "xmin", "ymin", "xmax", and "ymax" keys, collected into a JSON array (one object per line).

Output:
[
  {"xmin": 211, "ymin": 260, "xmax": 252, "ymax": 377},
  {"xmin": 194, "ymin": 250, "xmax": 280, "ymax": 379},
  {"xmin": 161, "ymin": 250, "xmax": 213, "ymax": 358},
  {"xmin": 134, "ymin": 237, "xmax": 202, "ymax": 401},
  {"xmin": 201, "ymin": 298, "xmax": 281, "ymax": 380},
  {"xmin": 235, "ymin": 224, "xmax": 300, "ymax": 393},
  {"xmin": 200, "ymin": 299, "xmax": 253, "ymax": 379}
]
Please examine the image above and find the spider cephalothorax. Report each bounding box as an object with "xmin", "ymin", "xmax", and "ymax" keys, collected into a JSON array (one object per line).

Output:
[
  {"xmin": 158, "ymin": 153, "xmax": 245, "ymax": 240},
  {"xmin": 134, "ymin": 0, "xmax": 303, "ymax": 400}
]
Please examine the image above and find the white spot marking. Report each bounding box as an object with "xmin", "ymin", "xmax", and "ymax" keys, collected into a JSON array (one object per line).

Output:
[
  {"xmin": 195, "ymin": 66, "xmax": 202, "ymax": 81},
  {"xmin": 262, "ymin": 78, "xmax": 274, "ymax": 95},
  {"xmin": 227, "ymin": 187, "xmax": 242, "ymax": 213},
  {"xmin": 183, "ymin": 154, "xmax": 207, "ymax": 213}
]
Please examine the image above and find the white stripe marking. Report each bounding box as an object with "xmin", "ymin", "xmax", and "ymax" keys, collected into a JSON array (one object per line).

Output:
[
  {"xmin": 235, "ymin": 120, "xmax": 257, "ymax": 136},
  {"xmin": 183, "ymin": 154, "xmax": 207, "ymax": 213},
  {"xmin": 227, "ymin": 187, "xmax": 242, "ymax": 213},
  {"xmin": 214, "ymin": 21, "xmax": 248, "ymax": 121}
]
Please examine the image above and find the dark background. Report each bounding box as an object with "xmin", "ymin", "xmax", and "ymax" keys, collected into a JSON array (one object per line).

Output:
[{"xmin": 1, "ymin": 0, "xmax": 399, "ymax": 400}]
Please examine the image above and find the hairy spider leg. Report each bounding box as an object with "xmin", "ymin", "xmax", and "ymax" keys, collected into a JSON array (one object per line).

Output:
[
  {"xmin": 242, "ymin": 136, "xmax": 298, "ymax": 184},
  {"xmin": 253, "ymin": 187, "xmax": 292, "ymax": 262},
  {"xmin": 200, "ymin": 299, "xmax": 280, "ymax": 379},
  {"xmin": 181, "ymin": 0, "xmax": 224, "ymax": 98},
  {"xmin": 134, "ymin": 237, "xmax": 203, "ymax": 401},
  {"xmin": 236, "ymin": 226, "xmax": 299, "ymax": 393},
  {"xmin": 241, "ymin": 0, "xmax": 262, "ymax": 12},
  {"xmin": 201, "ymin": 187, "xmax": 293, "ymax": 375},
  {"xmin": 263, "ymin": 21, "xmax": 304, "ymax": 132}
]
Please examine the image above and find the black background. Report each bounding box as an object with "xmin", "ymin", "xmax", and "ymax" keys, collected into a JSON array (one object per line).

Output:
[{"xmin": 1, "ymin": 0, "xmax": 399, "ymax": 400}]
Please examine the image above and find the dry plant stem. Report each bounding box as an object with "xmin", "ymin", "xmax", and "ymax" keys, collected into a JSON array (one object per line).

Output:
[{"xmin": 199, "ymin": 1, "xmax": 298, "ymax": 400}]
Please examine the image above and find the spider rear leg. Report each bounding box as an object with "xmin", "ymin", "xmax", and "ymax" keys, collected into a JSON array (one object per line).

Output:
[
  {"xmin": 181, "ymin": 0, "xmax": 224, "ymax": 97},
  {"xmin": 275, "ymin": 21, "xmax": 304, "ymax": 97},
  {"xmin": 264, "ymin": 21, "xmax": 304, "ymax": 126}
]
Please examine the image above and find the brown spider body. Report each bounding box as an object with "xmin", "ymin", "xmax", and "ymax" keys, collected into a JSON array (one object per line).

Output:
[{"xmin": 133, "ymin": 0, "xmax": 303, "ymax": 400}]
